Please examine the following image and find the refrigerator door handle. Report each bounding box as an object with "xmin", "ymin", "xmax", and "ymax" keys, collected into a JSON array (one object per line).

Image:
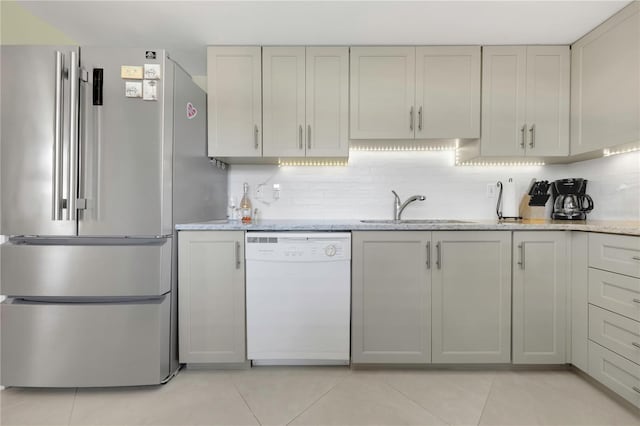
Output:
[
  {"xmin": 53, "ymin": 51, "xmax": 65, "ymax": 221},
  {"xmin": 67, "ymin": 51, "xmax": 80, "ymax": 220}
]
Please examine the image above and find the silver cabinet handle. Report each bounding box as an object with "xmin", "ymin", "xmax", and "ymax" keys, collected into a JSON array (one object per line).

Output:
[
  {"xmin": 517, "ymin": 243, "xmax": 525, "ymax": 269},
  {"xmin": 426, "ymin": 241, "xmax": 431, "ymax": 269},
  {"xmin": 436, "ymin": 242, "xmax": 441, "ymax": 269},
  {"xmin": 632, "ymin": 342, "xmax": 640, "ymax": 349},
  {"xmin": 632, "ymin": 256, "xmax": 640, "ymax": 261},
  {"xmin": 235, "ymin": 241, "xmax": 241, "ymax": 269},
  {"xmin": 254, "ymin": 125, "xmax": 259, "ymax": 150},
  {"xmin": 633, "ymin": 386, "xmax": 640, "ymax": 395},
  {"xmin": 409, "ymin": 106, "xmax": 414, "ymax": 132},
  {"xmin": 418, "ymin": 106, "xmax": 423, "ymax": 131},
  {"xmin": 520, "ymin": 124, "xmax": 526, "ymax": 149},
  {"xmin": 307, "ymin": 124, "xmax": 311, "ymax": 149},
  {"xmin": 299, "ymin": 125, "xmax": 303, "ymax": 149},
  {"xmin": 67, "ymin": 51, "xmax": 79, "ymax": 220},
  {"xmin": 633, "ymin": 298, "xmax": 640, "ymax": 304},
  {"xmin": 52, "ymin": 51, "xmax": 64, "ymax": 221},
  {"xmin": 529, "ymin": 124, "xmax": 535, "ymax": 148}
]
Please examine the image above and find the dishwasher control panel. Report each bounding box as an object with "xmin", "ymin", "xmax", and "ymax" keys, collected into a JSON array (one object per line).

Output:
[{"xmin": 245, "ymin": 232, "xmax": 351, "ymax": 262}]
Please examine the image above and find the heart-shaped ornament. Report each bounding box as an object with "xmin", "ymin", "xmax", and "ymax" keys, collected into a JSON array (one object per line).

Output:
[{"xmin": 186, "ymin": 102, "xmax": 198, "ymax": 119}]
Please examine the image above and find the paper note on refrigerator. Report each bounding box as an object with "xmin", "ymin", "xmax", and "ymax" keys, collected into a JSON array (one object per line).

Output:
[{"xmin": 142, "ymin": 79, "xmax": 158, "ymax": 101}]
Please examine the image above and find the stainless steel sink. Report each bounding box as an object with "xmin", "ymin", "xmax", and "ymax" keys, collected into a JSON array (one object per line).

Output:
[{"xmin": 360, "ymin": 219, "xmax": 472, "ymax": 224}]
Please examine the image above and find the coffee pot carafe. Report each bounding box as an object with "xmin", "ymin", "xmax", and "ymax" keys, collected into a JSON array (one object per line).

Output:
[{"xmin": 551, "ymin": 178, "xmax": 594, "ymax": 220}]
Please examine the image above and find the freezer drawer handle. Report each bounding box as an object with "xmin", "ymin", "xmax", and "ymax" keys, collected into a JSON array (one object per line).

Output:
[{"xmin": 93, "ymin": 69, "xmax": 104, "ymax": 106}]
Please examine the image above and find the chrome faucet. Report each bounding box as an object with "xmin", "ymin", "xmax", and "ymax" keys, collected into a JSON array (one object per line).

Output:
[{"xmin": 392, "ymin": 190, "xmax": 426, "ymax": 221}]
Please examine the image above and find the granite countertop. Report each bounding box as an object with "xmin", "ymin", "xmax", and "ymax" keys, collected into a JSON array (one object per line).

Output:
[{"xmin": 176, "ymin": 219, "xmax": 640, "ymax": 236}]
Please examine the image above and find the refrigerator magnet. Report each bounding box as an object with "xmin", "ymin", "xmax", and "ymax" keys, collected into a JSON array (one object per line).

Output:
[
  {"xmin": 125, "ymin": 81, "xmax": 143, "ymax": 98},
  {"xmin": 142, "ymin": 79, "xmax": 158, "ymax": 101},
  {"xmin": 121, "ymin": 65, "xmax": 143, "ymax": 79},
  {"xmin": 144, "ymin": 64, "xmax": 161, "ymax": 79}
]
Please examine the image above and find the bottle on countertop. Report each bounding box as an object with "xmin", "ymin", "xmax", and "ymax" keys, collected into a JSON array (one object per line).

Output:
[
  {"xmin": 228, "ymin": 196, "xmax": 238, "ymax": 221},
  {"xmin": 239, "ymin": 182, "xmax": 252, "ymax": 224}
]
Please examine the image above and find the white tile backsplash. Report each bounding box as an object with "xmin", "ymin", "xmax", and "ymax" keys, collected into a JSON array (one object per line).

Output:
[{"xmin": 227, "ymin": 150, "xmax": 640, "ymax": 221}]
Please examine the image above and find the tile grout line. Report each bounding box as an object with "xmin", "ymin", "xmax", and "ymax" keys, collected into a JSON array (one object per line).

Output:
[
  {"xmin": 67, "ymin": 388, "xmax": 78, "ymax": 426},
  {"xmin": 376, "ymin": 375, "xmax": 452, "ymax": 426},
  {"xmin": 476, "ymin": 372, "xmax": 498, "ymax": 426},
  {"xmin": 230, "ymin": 376, "xmax": 263, "ymax": 426},
  {"xmin": 381, "ymin": 377, "xmax": 452, "ymax": 426},
  {"xmin": 285, "ymin": 373, "xmax": 349, "ymax": 426}
]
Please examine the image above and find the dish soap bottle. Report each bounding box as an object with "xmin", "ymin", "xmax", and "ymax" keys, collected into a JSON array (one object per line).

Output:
[{"xmin": 239, "ymin": 182, "xmax": 252, "ymax": 224}]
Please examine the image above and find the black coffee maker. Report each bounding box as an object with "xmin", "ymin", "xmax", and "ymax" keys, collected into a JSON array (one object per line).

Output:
[{"xmin": 551, "ymin": 178, "xmax": 594, "ymax": 220}]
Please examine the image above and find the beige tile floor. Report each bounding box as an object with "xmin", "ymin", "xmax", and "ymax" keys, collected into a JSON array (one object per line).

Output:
[{"xmin": 1, "ymin": 367, "xmax": 639, "ymax": 426}]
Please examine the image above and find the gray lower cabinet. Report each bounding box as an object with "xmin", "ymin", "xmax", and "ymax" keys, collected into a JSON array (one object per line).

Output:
[
  {"xmin": 431, "ymin": 231, "xmax": 512, "ymax": 363},
  {"xmin": 351, "ymin": 231, "xmax": 431, "ymax": 363},
  {"xmin": 352, "ymin": 230, "xmax": 511, "ymax": 364},
  {"xmin": 512, "ymin": 231, "xmax": 568, "ymax": 364},
  {"xmin": 178, "ymin": 231, "xmax": 246, "ymax": 364}
]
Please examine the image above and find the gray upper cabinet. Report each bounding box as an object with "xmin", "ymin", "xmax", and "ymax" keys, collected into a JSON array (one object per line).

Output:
[
  {"xmin": 207, "ymin": 46, "xmax": 262, "ymax": 158},
  {"xmin": 350, "ymin": 46, "xmax": 481, "ymax": 140},
  {"xmin": 431, "ymin": 231, "xmax": 512, "ymax": 363},
  {"xmin": 178, "ymin": 231, "xmax": 246, "ymax": 364},
  {"xmin": 305, "ymin": 47, "xmax": 350, "ymax": 157},
  {"xmin": 571, "ymin": 2, "xmax": 640, "ymax": 155},
  {"xmin": 351, "ymin": 231, "xmax": 431, "ymax": 363},
  {"xmin": 481, "ymin": 46, "xmax": 569, "ymax": 157},
  {"xmin": 415, "ymin": 46, "xmax": 481, "ymax": 139},
  {"xmin": 512, "ymin": 231, "xmax": 568, "ymax": 364},
  {"xmin": 350, "ymin": 47, "xmax": 416, "ymax": 140},
  {"xmin": 262, "ymin": 47, "xmax": 307, "ymax": 157}
]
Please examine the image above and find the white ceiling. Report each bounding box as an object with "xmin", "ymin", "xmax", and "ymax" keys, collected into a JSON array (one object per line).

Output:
[{"xmin": 18, "ymin": 0, "xmax": 632, "ymax": 75}]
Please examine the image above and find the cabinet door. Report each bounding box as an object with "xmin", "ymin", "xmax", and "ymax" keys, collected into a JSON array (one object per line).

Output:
[
  {"xmin": 525, "ymin": 46, "xmax": 570, "ymax": 157},
  {"xmin": 351, "ymin": 231, "xmax": 431, "ymax": 363},
  {"xmin": 481, "ymin": 46, "xmax": 527, "ymax": 156},
  {"xmin": 178, "ymin": 231, "xmax": 245, "ymax": 364},
  {"xmin": 263, "ymin": 47, "xmax": 306, "ymax": 157},
  {"xmin": 415, "ymin": 46, "xmax": 480, "ymax": 139},
  {"xmin": 512, "ymin": 231, "xmax": 567, "ymax": 364},
  {"xmin": 350, "ymin": 47, "xmax": 416, "ymax": 139},
  {"xmin": 432, "ymin": 231, "xmax": 511, "ymax": 363},
  {"xmin": 571, "ymin": 2, "xmax": 640, "ymax": 155},
  {"xmin": 305, "ymin": 47, "xmax": 349, "ymax": 157},
  {"xmin": 207, "ymin": 46, "xmax": 262, "ymax": 157}
]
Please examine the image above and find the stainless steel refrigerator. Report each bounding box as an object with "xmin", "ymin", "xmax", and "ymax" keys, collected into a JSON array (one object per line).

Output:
[{"xmin": 0, "ymin": 46, "xmax": 227, "ymax": 387}]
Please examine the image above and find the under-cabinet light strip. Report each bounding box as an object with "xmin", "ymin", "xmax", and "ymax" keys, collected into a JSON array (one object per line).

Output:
[
  {"xmin": 456, "ymin": 161, "xmax": 546, "ymax": 166},
  {"xmin": 603, "ymin": 146, "xmax": 640, "ymax": 157},
  {"xmin": 278, "ymin": 160, "xmax": 349, "ymax": 167},
  {"xmin": 349, "ymin": 145, "xmax": 454, "ymax": 152}
]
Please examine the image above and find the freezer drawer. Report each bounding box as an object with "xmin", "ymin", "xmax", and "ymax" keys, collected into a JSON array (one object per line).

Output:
[
  {"xmin": 1, "ymin": 239, "xmax": 171, "ymax": 297},
  {"xmin": 1, "ymin": 296, "xmax": 171, "ymax": 387}
]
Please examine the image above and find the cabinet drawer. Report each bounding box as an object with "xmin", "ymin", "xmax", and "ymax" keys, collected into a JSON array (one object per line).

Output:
[
  {"xmin": 589, "ymin": 304, "xmax": 640, "ymax": 364},
  {"xmin": 588, "ymin": 341, "xmax": 640, "ymax": 408},
  {"xmin": 589, "ymin": 268, "xmax": 640, "ymax": 321},
  {"xmin": 589, "ymin": 233, "xmax": 640, "ymax": 278}
]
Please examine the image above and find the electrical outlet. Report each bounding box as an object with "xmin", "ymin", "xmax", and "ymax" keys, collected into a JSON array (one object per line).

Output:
[
  {"xmin": 486, "ymin": 183, "xmax": 497, "ymax": 198},
  {"xmin": 273, "ymin": 184, "xmax": 280, "ymax": 200}
]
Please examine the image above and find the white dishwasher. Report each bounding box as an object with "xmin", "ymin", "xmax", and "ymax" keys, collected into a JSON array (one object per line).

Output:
[{"xmin": 246, "ymin": 232, "xmax": 351, "ymax": 364}]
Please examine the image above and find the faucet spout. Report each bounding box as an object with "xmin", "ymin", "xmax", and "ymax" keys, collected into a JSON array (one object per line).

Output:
[{"xmin": 392, "ymin": 190, "xmax": 426, "ymax": 221}]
